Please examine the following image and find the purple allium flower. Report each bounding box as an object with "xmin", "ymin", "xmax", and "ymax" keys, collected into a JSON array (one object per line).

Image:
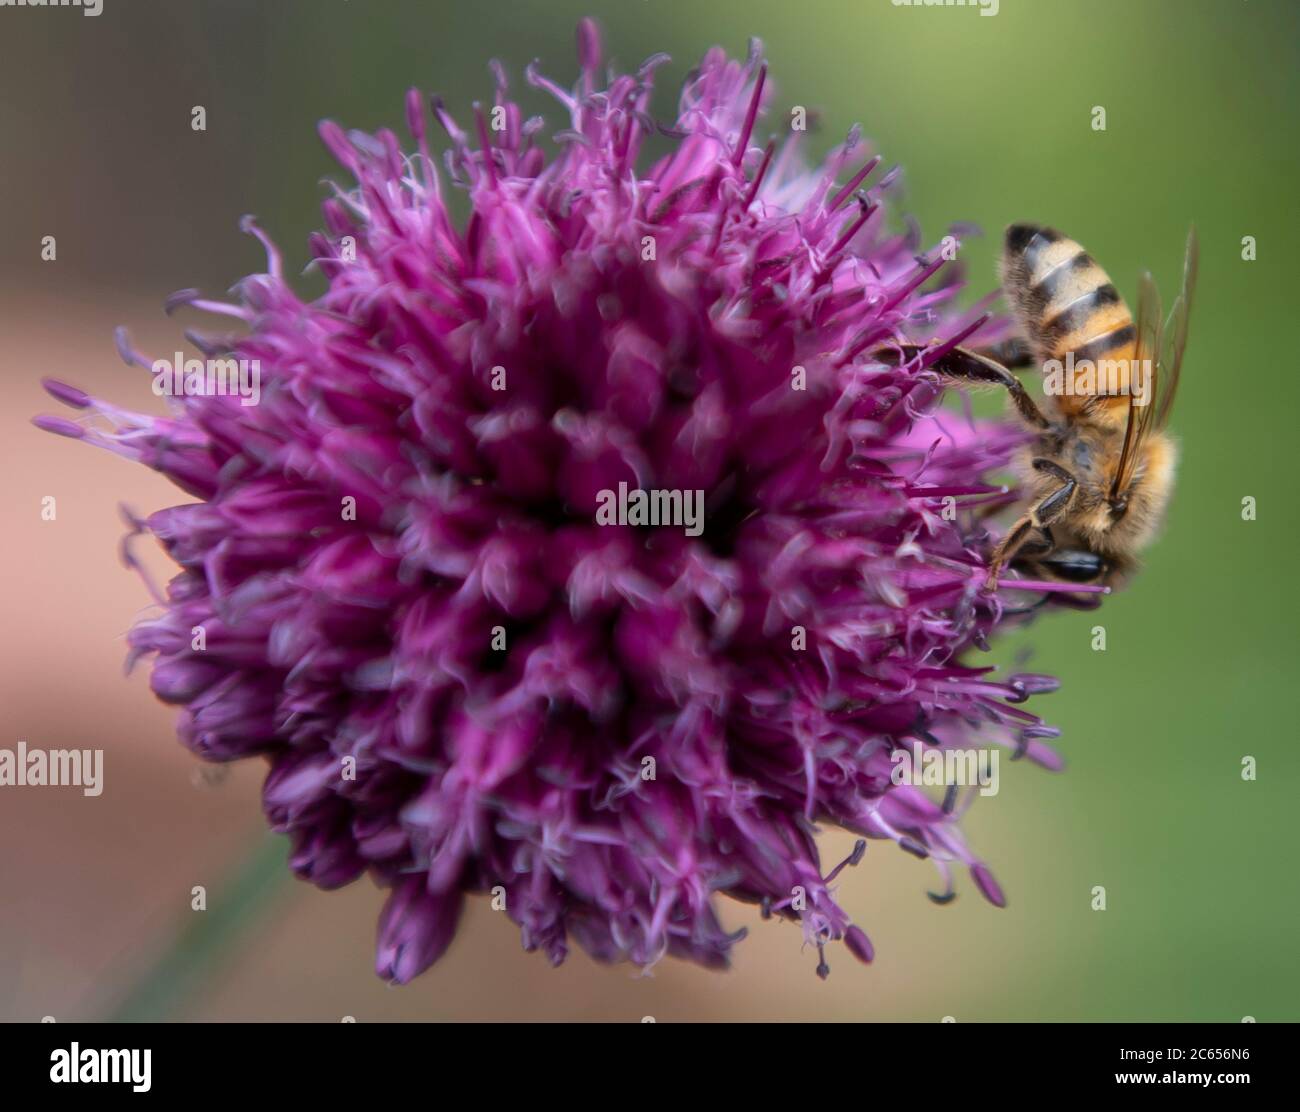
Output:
[{"xmin": 37, "ymin": 22, "xmax": 1072, "ymax": 983}]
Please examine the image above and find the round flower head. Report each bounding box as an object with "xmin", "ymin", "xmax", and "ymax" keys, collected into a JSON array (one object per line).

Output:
[{"xmin": 37, "ymin": 21, "xmax": 1071, "ymax": 983}]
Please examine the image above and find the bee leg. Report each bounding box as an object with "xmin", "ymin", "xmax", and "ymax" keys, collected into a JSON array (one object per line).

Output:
[
  {"xmin": 983, "ymin": 515, "xmax": 1038, "ymax": 591},
  {"xmin": 1017, "ymin": 525, "xmax": 1055, "ymax": 559},
  {"xmin": 976, "ymin": 336, "xmax": 1036, "ymax": 370},
  {"xmin": 903, "ymin": 345, "xmax": 1051, "ymax": 430},
  {"xmin": 984, "ymin": 461, "xmax": 1078, "ymax": 591}
]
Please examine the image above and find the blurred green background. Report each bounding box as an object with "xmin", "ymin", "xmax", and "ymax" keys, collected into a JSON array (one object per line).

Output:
[{"xmin": 2, "ymin": 0, "xmax": 1296, "ymax": 1021}]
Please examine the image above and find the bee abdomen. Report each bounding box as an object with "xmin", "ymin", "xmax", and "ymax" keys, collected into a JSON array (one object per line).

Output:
[{"xmin": 1001, "ymin": 225, "xmax": 1134, "ymax": 365}]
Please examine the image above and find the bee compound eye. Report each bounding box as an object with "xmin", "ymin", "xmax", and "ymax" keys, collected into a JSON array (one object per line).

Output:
[{"xmin": 1042, "ymin": 548, "xmax": 1106, "ymax": 583}]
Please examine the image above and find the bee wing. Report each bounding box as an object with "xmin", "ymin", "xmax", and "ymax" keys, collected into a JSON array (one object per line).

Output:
[
  {"xmin": 1153, "ymin": 226, "xmax": 1199, "ymax": 429},
  {"xmin": 1110, "ymin": 271, "xmax": 1163, "ymax": 502}
]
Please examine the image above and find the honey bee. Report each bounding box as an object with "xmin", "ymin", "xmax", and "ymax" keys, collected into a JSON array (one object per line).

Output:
[{"xmin": 905, "ymin": 224, "xmax": 1197, "ymax": 594}]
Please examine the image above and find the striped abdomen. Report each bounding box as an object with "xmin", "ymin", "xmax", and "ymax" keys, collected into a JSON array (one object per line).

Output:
[{"xmin": 1000, "ymin": 225, "xmax": 1137, "ymax": 415}]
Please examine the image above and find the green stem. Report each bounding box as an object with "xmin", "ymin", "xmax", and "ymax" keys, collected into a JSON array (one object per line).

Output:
[{"xmin": 106, "ymin": 835, "xmax": 290, "ymax": 1023}]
